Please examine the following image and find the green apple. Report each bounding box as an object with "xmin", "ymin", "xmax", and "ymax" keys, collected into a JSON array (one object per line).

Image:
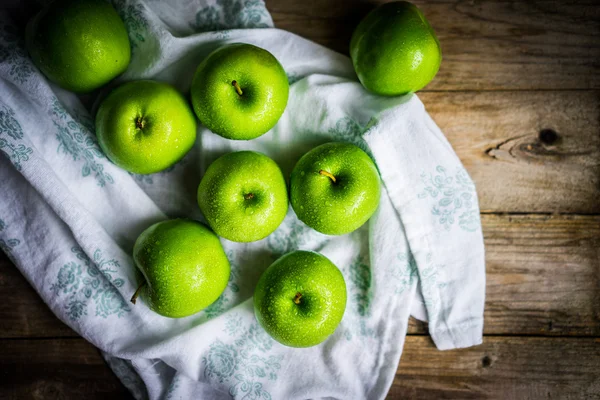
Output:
[
  {"xmin": 350, "ymin": 1, "xmax": 441, "ymax": 96},
  {"xmin": 254, "ymin": 250, "xmax": 347, "ymax": 347},
  {"xmin": 131, "ymin": 219, "xmax": 230, "ymax": 318},
  {"xmin": 290, "ymin": 142, "xmax": 381, "ymax": 235},
  {"xmin": 190, "ymin": 43, "xmax": 289, "ymax": 140},
  {"xmin": 26, "ymin": 0, "xmax": 130, "ymax": 93},
  {"xmin": 197, "ymin": 151, "xmax": 288, "ymax": 242},
  {"xmin": 96, "ymin": 80, "xmax": 197, "ymax": 174}
]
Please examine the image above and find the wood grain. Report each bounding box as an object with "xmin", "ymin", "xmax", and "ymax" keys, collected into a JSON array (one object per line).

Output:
[
  {"xmin": 1, "ymin": 336, "xmax": 598, "ymax": 400},
  {"xmin": 0, "ymin": 338, "xmax": 130, "ymax": 400},
  {"xmin": 408, "ymin": 213, "xmax": 600, "ymax": 336},
  {"xmin": 2, "ymin": 214, "xmax": 598, "ymax": 339},
  {"xmin": 391, "ymin": 336, "xmax": 600, "ymax": 400},
  {"xmin": 421, "ymin": 90, "xmax": 600, "ymax": 213},
  {"xmin": 269, "ymin": 0, "xmax": 600, "ymax": 91},
  {"xmin": 0, "ymin": 257, "xmax": 75, "ymax": 339}
]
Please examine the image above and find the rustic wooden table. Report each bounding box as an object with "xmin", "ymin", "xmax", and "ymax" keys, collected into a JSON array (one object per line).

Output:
[{"xmin": 1, "ymin": 0, "xmax": 599, "ymax": 399}]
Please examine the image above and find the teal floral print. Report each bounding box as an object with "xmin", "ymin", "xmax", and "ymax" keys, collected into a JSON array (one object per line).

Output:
[
  {"xmin": 203, "ymin": 251, "xmax": 241, "ymax": 319},
  {"xmin": 203, "ymin": 314, "xmax": 283, "ymax": 399},
  {"xmin": 0, "ymin": 218, "xmax": 20, "ymax": 254},
  {"xmin": 50, "ymin": 98, "xmax": 114, "ymax": 187},
  {"xmin": 416, "ymin": 252, "xmax": 446, "ymax": 313},
  {"xmin": 50, "ymin": 247, "xmax": 130, "ymax": 321},
  {"xmin": 349, "ymin": 258, "xmax": 372, "ymax": 317},
  {"xmin": 204, "ymin": 342, "xmax": 239, "ymax": 383},
  {"xmin": 393, "ymin": 252, "xmax": 418, "ymax": 295},
  {"xmin": 328, "ymin": 117, "xmax": 374, "ymax": 158},
  {"xmin": 0, "ymin": 104, "xmax": 32, "ymax": 171},
  {"xmin": 111, "ymin": 1, "xmax": 149, "ymax": 51},
  {"xmin": 224, "ymin": 313, "xmax": 243, "ymax": 335},
  {"xmin": 418, "ymin": 165, "xmax": 480, "ymax": 232},
  {"xmin": 343, "ymin": 256, "xmax": 375, "ymax": 340},
  {"xmin": 0, "ymin": 23, "xmax": 35, "ymax": 84},
  {"xmin": 195, "ymin": 0, "xmax": 272, "ymax": 34},
  {"xmin": 267, "ymin": 215, "xmax": 319, "ymax": 257},
  {"xmin": 0, "ymin": 139, "xmax": 32, "ymax": 171}
]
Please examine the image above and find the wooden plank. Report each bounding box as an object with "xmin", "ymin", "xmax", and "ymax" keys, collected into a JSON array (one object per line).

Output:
[
  {"xmin": 1, "ymin": 214, "xmax": 598, "ymax": 338},
  {"xmin": 390, "ymin": 336, "xmax": 600, "ymax": 400},
  {"xmin": 0, "ymin": 338, "xmax": 130, "ymax": 400},
  {"xmin": 407, "ymin": 213, "xmax": 600, "ymax": 336},
  {"xmin": 0, "ymin": 337, "xmax": 598, "ymax": 400},
  {"xmin": 269, "ymin": 0, "xmax": 600, "ymax": 90},
  {"xmin": 0, "ymin": 254, "xmax": 76, "ymax": 338},
  {"xmin": 421, "ymin": 90, "xmax": 600, "ymax": 213}
]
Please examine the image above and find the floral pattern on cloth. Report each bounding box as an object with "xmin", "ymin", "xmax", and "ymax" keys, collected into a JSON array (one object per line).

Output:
[
  {"xmin": 50, "ymin": 247, "xmax": 130, "ymax": 321},
  {"xmin": 393, "ymin": 252, "xmax": 418, "ymax": 295},
  {"xmin": 418, "ymin": 165, "xmax": 480, "ymax": 232},
  {"xmin": 195, "ymin": 0, "xmax": 272, "ymax": 35},
  {"xmin": 0, "ymin": 218, "xmax": 20, "ymax": 255},
  {"xmin": 342, "ymin": 255, "xmax": 376, "ymax": 340},
  {"xmin": 50, "ymin": 98, "xmax": 114, "ymax": 187},
  {"xmin": 111, "ymin": 0, "xmax": 150, "ymax": 51},
  {"xmin": 0, "ymin": 103, "xmax": 32, "ymax": 171},
  {"xmin": 203, "ymin": 313, "xmax": 283, "ymax": 400},
  {"xmin": 0, "ymin": 22, "xmax": 35, "ymax": 84}
]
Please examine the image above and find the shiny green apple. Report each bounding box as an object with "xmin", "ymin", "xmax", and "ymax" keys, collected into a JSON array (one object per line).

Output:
[
  {"xmin": 290, "ymin": 142, "xmax": 381, "ymax": 235},
  {"xmin": 197, "ymin": 151, "xmax": 288, "ymax": 242},
  {"xmin": 96, "ymin": 80, "xmax": 197, "ymax": 174},
  {"xmin": 190, "ymin": 43, "xmax": 289, "ymax": 140},
  {"xmin": 254, "ymin": 250, "xmax": 347, "ymax": 347},
  {"xmin": 26, "ymin": 0, "xmax": 130, "ymax": 93},
  {"xmin": 131, "ymin": 219, "xmax": 230, "ymax": 318},
  {"xmin": 350, "ymin": 1, "xmax": 442, "ymax": 95}
]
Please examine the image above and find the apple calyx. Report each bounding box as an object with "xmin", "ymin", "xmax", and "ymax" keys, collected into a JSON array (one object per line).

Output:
[
  {"xmin": 232, "ymin": 80, "xmax": 243, "ymax": 96},
  {"xmin": 135, "ymin": 116, "xmax": 146, "ymax": 130},
  {"xmin": 244, "ymin": 193, "xmax": 254, "ymax": 200},
  {"xmin": 293, "ymin": 292, "xmax": 303, "ymax": 305},
  {"xmin": 319, "ymin": 170, "xmax": 337, "ymax": 183},
  {"xmin": 130, "ymin": 281, "xmax": 147, "ymax": 304}
]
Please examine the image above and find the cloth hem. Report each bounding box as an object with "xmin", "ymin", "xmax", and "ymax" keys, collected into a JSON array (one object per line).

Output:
[{"xmin": 430, "ymin": 319, "xmax": 483, "ymax": 351}]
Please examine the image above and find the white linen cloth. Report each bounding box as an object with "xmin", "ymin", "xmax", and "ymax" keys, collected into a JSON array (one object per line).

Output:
[{"xmin": 0, "ymin": 0, "xmax": 485, "ymax": 398}]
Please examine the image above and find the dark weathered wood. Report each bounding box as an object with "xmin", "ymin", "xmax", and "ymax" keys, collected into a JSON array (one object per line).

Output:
[
  {"xmin": 1, "ymin": 337, "xmax": 598, "ymax": 400},
  {"xmin": 0, "ymin": 338, "xmax": 130, "ymax": 400},
  {"xmin": 421, "ymin": 90, "xmax": 600, "ymax": 213},
  {"xmin": 269, "ymin": 0, "xmax": 600, "ymax": 90},
  {"xmin": 390, "ymin": 336, "xmax": 600, "ymax": 400},
  {"xmin": 408, "ymin": 213, "xmax": 600, "ymax": 336},
  {"xmin": 0, "ymin": 255, "xmax": 76, "ymax": 338},
  {"xmin": 2, "ymin": 214, "xmax": 598, "ymax": 339}
]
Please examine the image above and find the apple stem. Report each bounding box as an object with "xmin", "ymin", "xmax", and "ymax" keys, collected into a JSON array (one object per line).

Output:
[
  {"xmin": 130, "ymin": 281, "xmax": 146, "ymax": 305},
  {"xmin": 293, "ymin": 292, "xmax": 302, "ymax": 305},
  {"xmin": 319, "ymin": 170, "xmax": 337, "ymax": 183},
  {"xmin": 244, "ymin": 193, "xmax": 254, "ymax": 200},
  {"xmin": 135, "ymin": 117, "xmax": 145, "ymax": 130},
  {"xmin": 232, "ymin": 80, "xmax": 243, "ymax": 96}
]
